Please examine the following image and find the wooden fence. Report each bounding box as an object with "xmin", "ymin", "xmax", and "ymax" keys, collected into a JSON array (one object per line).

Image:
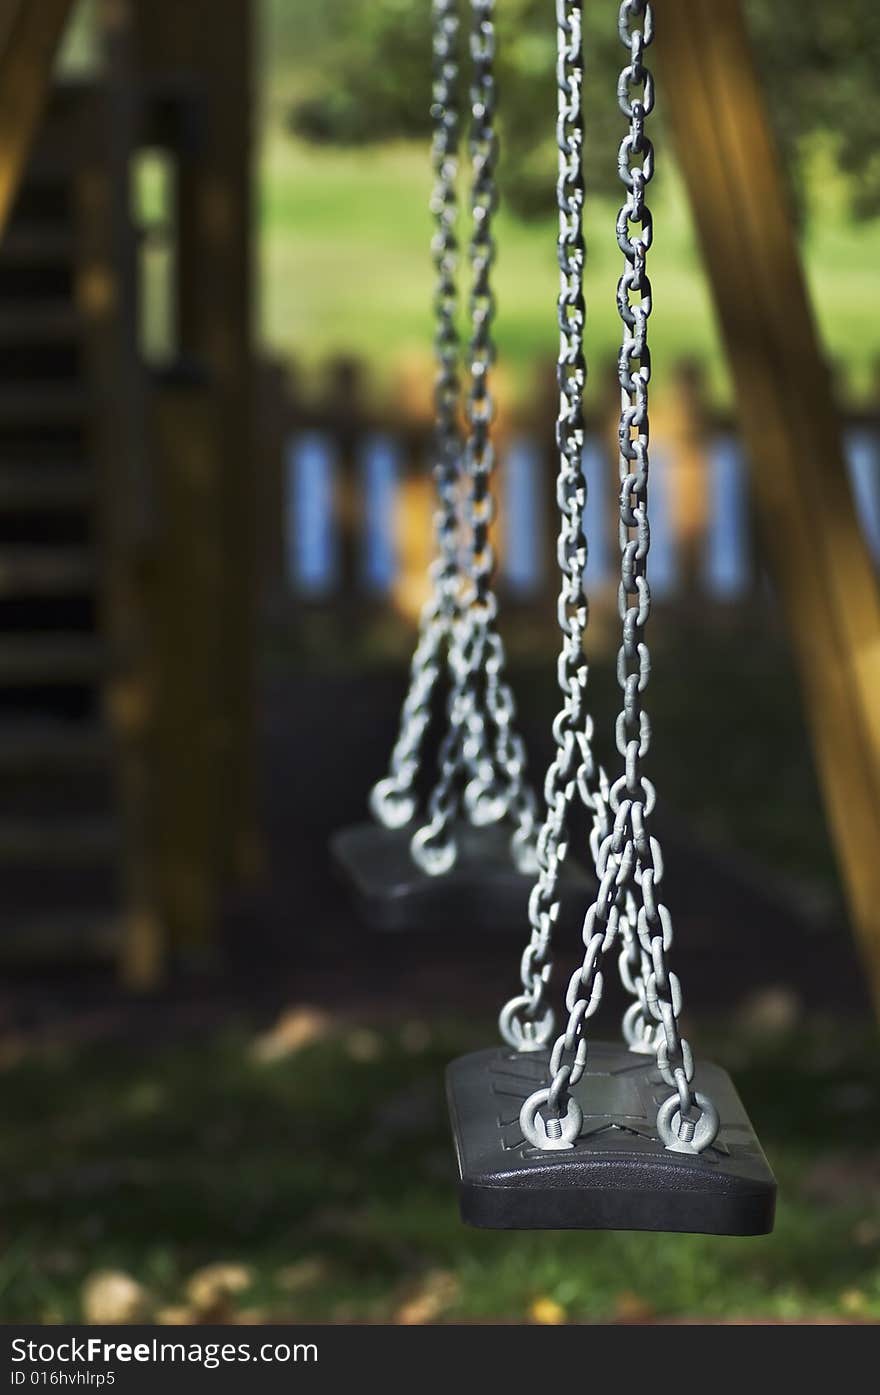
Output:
[{"xmin": 258, "ymin": 355, "xmax": 880, "ymax": 640}]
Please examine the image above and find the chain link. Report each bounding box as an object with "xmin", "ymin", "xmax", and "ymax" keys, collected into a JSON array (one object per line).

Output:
[
  {"xmin": 499, "ymin": 0, "xmax": 611, "ymax": 1051},
  {"xmin": 371, "ymin": 0, "xmax": 464, "ymax": 832},
  {"xmin": 413, "ymin": 0, "xmax": 538, "ymax": 877},
  {"xmin": 518, "ymin": 0, "xmax": 719, "ymax": 1157}
]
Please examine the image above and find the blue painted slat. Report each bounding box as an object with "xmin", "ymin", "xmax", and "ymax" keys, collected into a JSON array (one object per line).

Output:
[
  {"xmin": 285, "ymin": 431, "xmax": 337, "ymax": 594},
  {"xmin": 359, "ymin": 433, "xmax": 399, "ymax": 593},
  {"xmin": 645, "ymin": 447, "xmax": 678, "ymax": 598},
  {"xmin": 582, "ymin": 438, "xmax": 610, "ymax": 587},
  {"xmin": 845, "ymin": 427, "xmax": 880, "ymax": 565},
  {"xmin": 503, "ymin": 436, "xmax": 543, "ymax": 596},
  {"xmin": 705, "ymin": 433, "xmax": 749, "ymax": 599}
]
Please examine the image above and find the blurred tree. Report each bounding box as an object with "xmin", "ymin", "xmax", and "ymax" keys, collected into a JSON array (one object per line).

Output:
[
  {"xmin": 747, "ymin": 0, "xmax": 880, "ymax": 221},
  {"xmin": 281, "ymin": 0, "xmax": 880, "ymax": 223}
]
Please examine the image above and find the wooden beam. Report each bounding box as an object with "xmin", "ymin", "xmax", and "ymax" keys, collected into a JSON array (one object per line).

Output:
[
  {"xmin": 0, "ymin": 0, "xmax": 75, "ymax": 233},
  {"xmin": 657, "ymin": 0, "xmax": 880, "ymax": 1014},
  {"xmin": 80, "ymin": 0, "xmax": 163, "ymax": 988},
  {"xmin": 133, "ymin": 0, "xmax": 258, "ymax": 892},
  {"xmin": 149, "ymin": 376, "xmax": 227, "ymax": 965}
]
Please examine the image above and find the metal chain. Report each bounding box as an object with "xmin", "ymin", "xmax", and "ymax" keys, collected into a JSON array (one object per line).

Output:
[
  {"xmin": 464, "ymin": 0, "xmax": 539, "ymax": 865},
  {"xmin": 371, "ymin": 0, "xmax": 465, "ymax": 832},
  {"xmin": 518, "ymin": 1, "xmax": 720, "ymax": 1156},
  {"xmin": 413, "ymin": 0, "xmax": 538, "ymax": 876},
  {"xmin": 499, "ymin": 0, "xmax": 609, "ymax": 1051}
]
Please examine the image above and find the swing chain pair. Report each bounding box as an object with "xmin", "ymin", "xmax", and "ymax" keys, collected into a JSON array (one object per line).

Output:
[
  {"xmin": 415, "ymin": 0, "xmax": 517, "ymax": 862},
  {"xmin": 511, "ymin": 0, "xmax": 720, "ymax": 1158},
  {"xmin": 499, "ymin": 0, "xmax": 610, "ymax": 1054},
  {"xmin": 370, "ymin": 0, "xmax": 463, "ymax": 833},
  {"xmin": 374, "ymin": 0, "xmax": 538, "ymax": 878},
  {"xmin": 456, "ymin": 1, "xmax": 537, "ymax": 864}
]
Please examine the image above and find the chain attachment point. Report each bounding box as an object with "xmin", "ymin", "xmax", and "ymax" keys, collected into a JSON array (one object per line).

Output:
[
  {"xmin": 520, "ymin": 1087, "xmax": 582, "ymax": 1150},
  {"xmin": 499, "ymin": 995, "xmax": 555, "ymax": 1052},
  {"xmin": 656, "ymin": 1091, "xmax": 720, "ymax": 1155},
  {"xmin": 369, "ymin": 778, "xmax": 417, "ymax": 831}
]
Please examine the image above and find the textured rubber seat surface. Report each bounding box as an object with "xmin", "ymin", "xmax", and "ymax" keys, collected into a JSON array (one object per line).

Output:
[
  {"xmin": 447, "ymin": 1042, "xmax": 776, "ymax": 1234},
  {"xmin": 330, "ymin": 820, "xmax": 593, "ymax": 932}
]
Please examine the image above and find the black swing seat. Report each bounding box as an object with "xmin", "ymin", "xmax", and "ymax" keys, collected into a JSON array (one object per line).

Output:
[
  {"xmin": 447, "ymin": 1041, "xmax": 776, "ymax": 1235},
  {"xmin": 330, "ymin": 820, "xmax": 593, "ymax": 933}
]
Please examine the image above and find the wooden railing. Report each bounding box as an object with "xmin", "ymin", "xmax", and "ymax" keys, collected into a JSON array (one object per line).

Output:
[{"xmin": 259, "ymin": 355, "xmax": 880, "ymax": 640}]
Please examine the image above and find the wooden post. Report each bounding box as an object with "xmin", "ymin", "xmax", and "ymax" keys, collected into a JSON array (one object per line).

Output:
[
  {"xmin": 658, "ymin": 0, "xmax": 880, "ymax": 1014},
  {"xmin": 255, "ymin": 358, "xmax": 292, "ymax": 623},
  {"xmin": 665, "ymin": 360, "xmax": 710, "ymax": 595},
  {"xmin": 149, "ymin": 374, "xmax": 227, "ymax": 962},
  {"xmin": 326, "ymin": 355, "xmax": 365, "ymax": 628},
  {"xmin": 79, "ymin": 0, "xmax": 163, "ymax": 987},
  {"xmin": 534, "ymin": 356, "xmax": 561, "ymax": 615},
  {"xmin": 0, "ymin": 0, "xmax": 76, "ymax": 234},
  {"xmin": 133, "ymin": 0, "xmax": 258, "ymax": 894}
]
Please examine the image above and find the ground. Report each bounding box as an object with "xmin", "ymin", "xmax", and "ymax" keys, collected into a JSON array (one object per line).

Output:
[
  {"xmin": 0, "ymin": 1010, "xmax": 878, "ymax": 1324},
  {"xmin": 0, "ymin": 616, "xmax": 877, "ymax": 1325},
  {"xmin": 25, "ymin": 1, "xmax": 877, "ymax": 1329}
]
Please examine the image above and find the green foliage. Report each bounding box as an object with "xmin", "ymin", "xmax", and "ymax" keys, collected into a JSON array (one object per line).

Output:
[
  {"xmin": 747, "ymin": 0, "xmax": 880, "ymax": 220},
  {"xmin": 281, "ymin": 0, "xmax": 623, "ymax": 218},
  {"xmin": 287, "ymin": 0, "xmax": 433, "ymax": 147},
  {"xmin": 259, "ymin": 132, "xmax": 880, "ymax": 402},
  {"xmin": 277, "ymin": 0, "xmax": 880, "ymax": 222}
]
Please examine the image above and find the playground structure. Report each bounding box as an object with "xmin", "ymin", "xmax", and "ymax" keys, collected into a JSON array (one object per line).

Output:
[
  {"xmin": 0, "ymin": 0, "xmax": 255, "ymax": 986},
  {"xmin": 272, "ymin": 353, "xmax": 880, "ymax": 625},
  {"xmin": 0, "ymin": 0, "xmax": 878, "ymax": 1021}
]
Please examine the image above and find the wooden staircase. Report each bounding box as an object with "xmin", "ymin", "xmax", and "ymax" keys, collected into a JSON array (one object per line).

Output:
[
  {"xmin": 0, "ymin": 81, "xmax": 120, "ymax": 961},
  {"xmin": 0, "ymin": 1, "xmax": 257, "ymax": 985}
]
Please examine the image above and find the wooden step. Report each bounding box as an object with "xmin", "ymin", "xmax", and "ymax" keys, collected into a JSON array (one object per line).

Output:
[
  {"xmin": 0, "ymin": 547, "xmax": 94, "ymax": 596},
  {"xmin": 24, "ymin": 134, "xmax": 94, "ymax": 188},
  {"xmin": 0, "ymin": 384, "xmax": 88, "ymax": 426},
  {"xmin": 0, "ymin": 302, "xmax": 80, "ymax": 345},
  {"xmin": 0, "ymin": 464, "xmax": 91, "ymax": 510},
  {"xmin": 0, "ymin": 912, "xmax": 120, "ymax": 962},
  {"xmin": 0, "ymin": 720, "xmax": 107, "ymax": 772},
  {"xmin": 0, "ymin": 225, "xmax": 74, "ymax": 264},
  {"xmin": 0, "ymin": 634, "xmax": 103, "ymax": 685},
  {"xmin": 0, "ymin": 816, "xmax": 117, "ymax": 864}
]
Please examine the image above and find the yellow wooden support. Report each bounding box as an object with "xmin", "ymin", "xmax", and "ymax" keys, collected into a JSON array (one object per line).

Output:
[
  {"xmin": 133, "ymin": 0, "xmax": 258, "ymax": 892},
  {"xmin": 0, "ymin": 0, "xmax": 75, "ymax": 234},
  {"xmin": 80, "ymin": 0, "xmax": 163, "ymax": 987},
  {"xmin": 658, "ymin": 0, "xmax": 880, "ymax": 1014},
  {"xmin": 149, "ymin": 380, "xmax": 228, "ymax": 965}
]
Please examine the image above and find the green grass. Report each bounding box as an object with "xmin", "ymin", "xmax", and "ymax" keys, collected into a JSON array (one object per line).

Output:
[
  {"xmin": 258, "ymin": 131, "xmax": 880, "ymax": 404},
  {"xmin": 2, "ymin": 1012, "xmax": 878, "ymax": 1324},
  {"xmin": 58, "ymin": 1, "xmax": 880, "ymax": 402}
]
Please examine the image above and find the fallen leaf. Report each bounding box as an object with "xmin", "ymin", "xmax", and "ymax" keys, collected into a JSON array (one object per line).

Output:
[
  {"xmin": 613, "ymin": 1290, "xmax": 655, "ymax": 1323},
  {"xmin": 394, "ymin": 1270, "xmax": 459, "ymax": 1325},
  {"xmin": 840, "ymin": 1288, "xmax": 868, "ymax": 1315},
  {"xmin": 736, "ymin": 987, "xmax": 801, "ymax": 1037},
  {"xmin": 400, "ymin": 1021, "xmax": 431, "ymax": 1054},
  {"xmin": 529, "ymin": 1296, "xmax": 566, "ymax": 1325},
  {"xmin": 250, "ymin": 1007, "xmax": 332, "ymax": 1064},
  {"xmin": 276, "ymin": 1258, "xmax": 329, "ymax": 1293},
  {"xmin": 155, "ymin": 1307, "xmax": 195, "ymax": 1326},
  {"xmin": 234, "ymin": 1308, "xmax": 268, "ymax": 1325},
  {"xmin": 0, "ymin": 1035, "xmax": 26, "ymax": 1071},
  {"xmin": 186, "ymin": 1263, "xmax": 253, "ymax": 1317},
  {"xmin": 346, "ymin": 1028, "xmax": 383, "ymax": 1063},
  {"xmin": 82, "ymin": 1271, "xmax": 149, "ymax": 1324},
  {"xmin": 804, "ymin": 1154, "xmax": 880, "ymax": 1204},
  {"xmin": 852, "ymin": 1217, "xmax": 880, "ymax": 1247}
]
